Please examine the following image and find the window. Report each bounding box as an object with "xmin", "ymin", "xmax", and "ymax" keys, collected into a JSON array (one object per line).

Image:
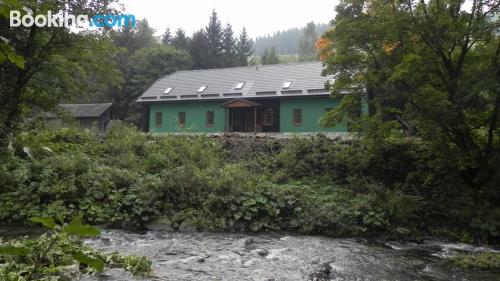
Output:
[
  {"xmin": 206, "ymin": 111, "xmax": 214, "ymax": 128},
  {"xmin": 178, "ymin": 112, "xmax": 185, "ymax": 128},
  {"xmin": 163, "ymin": 87, "xmax": 173, "ymax": 94},
  {"xmin": 197, "ymin": 85, "xmax": 207, "ymax": 93},
  {"xmin": 263, "ymin": 108, "xmax": 273, "ymax": 126},
  {"xmin": 155, "ymin": 112, "xmax": 163, "ymax": 127},
  {"xmin": 282, "ymin": 81, "xmax": 292, "ymax": 89},
  {"xmin": 235, "ymin": 82, "xmax": 245, "ymax": 90},
  {"xmin": 293, "ymin": 109, "xmax": 302, "ymax": 126}
]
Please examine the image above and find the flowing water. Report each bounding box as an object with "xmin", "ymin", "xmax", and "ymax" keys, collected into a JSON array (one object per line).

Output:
[{"xmin": 68, "ymin": 229, "xmax": 500, "ymax": 281}]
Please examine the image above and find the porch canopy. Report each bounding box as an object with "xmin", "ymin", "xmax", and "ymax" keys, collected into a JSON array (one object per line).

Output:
[{"xmin": 222, "ymin": 98, "xmax": 260, "ymax": 108}]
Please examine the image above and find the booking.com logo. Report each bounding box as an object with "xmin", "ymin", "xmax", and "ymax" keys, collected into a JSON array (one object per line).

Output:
[{"xmin": 10, "ymin": 10, "xmax": 136, "ymax": 28}]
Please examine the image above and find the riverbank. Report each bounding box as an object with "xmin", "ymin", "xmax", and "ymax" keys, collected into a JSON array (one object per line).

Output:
[{"xmin": 1, "ymin": 124, "xmax": 499, "ymax": 245}]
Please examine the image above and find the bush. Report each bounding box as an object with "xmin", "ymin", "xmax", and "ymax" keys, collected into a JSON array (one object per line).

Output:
[
  {"xmin": 0, "ymin": 217, "xmax": 152, "ymax": 280},
  {"xmin": 449, "ymin": 252, "xmax": 500, "ymax": 270},
  {"xmin": 0, "ymin": 126, "xmax": 499, "ymax": 244}
]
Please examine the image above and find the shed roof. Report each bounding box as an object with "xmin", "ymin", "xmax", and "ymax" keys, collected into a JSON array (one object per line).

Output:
[
  {"xmin": 137, "ymin": 62, "xmax": 332, "ymax": 103},
  {"xmin": 57, "ymin": 103, "xmax": 112, "ymax": 118}
]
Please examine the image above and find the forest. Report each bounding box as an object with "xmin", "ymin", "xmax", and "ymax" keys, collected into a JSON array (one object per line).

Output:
[{"xmin": 1, "ymin": 0, "xmax": 500, "ymax": 279}]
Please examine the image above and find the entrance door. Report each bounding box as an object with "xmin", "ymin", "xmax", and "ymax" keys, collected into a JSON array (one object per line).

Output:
[{"xmin": 230, "ymin": 108, "xmax": 254, "ymax": 132}]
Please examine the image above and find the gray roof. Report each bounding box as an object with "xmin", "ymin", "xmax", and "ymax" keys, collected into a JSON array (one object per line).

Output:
[
  {"xmin": 137, "ymin": 62, "xmax": 333, "ymax": 103},
  {"xmin": 57, "ymin": 103, "xmax": 112, "ymax": 118}
]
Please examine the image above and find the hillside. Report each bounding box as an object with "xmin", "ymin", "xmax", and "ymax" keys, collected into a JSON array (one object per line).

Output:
[{"xmin": 254, "ymin": 23, "xmax": 330, "ymax": 55}]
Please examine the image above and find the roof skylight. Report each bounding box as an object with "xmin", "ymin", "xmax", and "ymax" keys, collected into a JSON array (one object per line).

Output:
[
  {"xmin": 282, "ymin": 81, "xmax": 292, "ymax": 89},
  {"xmin": 235, "ymin": 82, "xmax": 245, "ymax": 90},
  {"xmin": 163, "ymin": 87, "xmax": 173, "ymax": 94},
  {"xmin": 197, "ymin": 85, "xmax": 207, "ymax": 93}
]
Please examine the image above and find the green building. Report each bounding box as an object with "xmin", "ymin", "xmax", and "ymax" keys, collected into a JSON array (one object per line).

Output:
[{"xmin": 137, "ymin": 62, "xmax": 354, "ymax": 133}]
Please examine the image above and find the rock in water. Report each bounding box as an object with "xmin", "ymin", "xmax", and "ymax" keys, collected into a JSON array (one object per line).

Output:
[
  {"xmin": 178, "ymin": 220, "xmax": 197, "ymax": 232},
  {"xmin": 308, "ymin": 262, "xmax": 333, "ymax": 281},
  {"xmin": 239, "ymin": 237, "xmax": 255, "ymax": 249},
  {"xmin": 250, "ymin": 248, "xmax": 269, "ymax": 257},
  {"xmin": 144, "ymin": 217, "xmax": 174, "ymax": 231},
  {"xmin": 56, "ymin": 263, "xmax": 81, "ymax": 281}
]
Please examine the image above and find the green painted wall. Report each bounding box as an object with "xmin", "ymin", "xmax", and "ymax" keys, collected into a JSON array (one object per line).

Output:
[
  {"xmin": 149, "ymin": 101, "xmax": 225, "ymax": 133},
  {"xmin": 149, "ymin": 97, "xmax": 349, "ymax": 133},
  {"xmin": 279, "ymin": 97, "xmax": 347, "ymax": 132}
]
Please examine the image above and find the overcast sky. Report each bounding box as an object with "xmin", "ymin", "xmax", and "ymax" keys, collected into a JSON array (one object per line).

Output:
[{"xmin": 119, "ymin": 0, "xmax": 340, "ymax": 39}]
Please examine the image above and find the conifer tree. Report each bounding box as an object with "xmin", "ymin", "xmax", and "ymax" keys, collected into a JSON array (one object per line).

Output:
[
  {"xmin": 172, "ymin": 28, "xmax": 189, "ymax": 51},
  {"xmin": 189, "ymin": 30, "xmax": 210, "ymax": 69},
  {"xmin": 204, "ymin": 10, "xmax": 224, "ymax": 68},
  {"xmin": 161, "ymin": 27, "xmax": 172, "ymax": 45},
  {"xmin": 222, "ymin": 24, "xmax": 237, "ymax": 67},
  {"xmin": 236, "ymin": 27, "xmax": 254, "ymax": 66}
]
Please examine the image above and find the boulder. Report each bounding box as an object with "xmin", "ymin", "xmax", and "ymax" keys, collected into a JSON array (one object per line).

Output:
[
  {"xmin": 56, "ymin": 263, "xmax": 81, "ymax": 281},
  {"xmin": 179, "ymin": 220, "xmax": 197, "ymax": 232},
  {"xmin": 250, "ymin": 248, "xmax": 269, "ymax": 257},
  {"xmin": 144, "ymin": 217, "xmax": 175, "ymax": 231},
  {"xmin": 308, "ymin": 262, "xmax": 333, "ymax": 281}
]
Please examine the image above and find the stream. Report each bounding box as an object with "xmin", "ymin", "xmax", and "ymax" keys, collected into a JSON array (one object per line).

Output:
[{"xmin": 69, "ymin": 229, "xmax": 500, "ymax": 281}]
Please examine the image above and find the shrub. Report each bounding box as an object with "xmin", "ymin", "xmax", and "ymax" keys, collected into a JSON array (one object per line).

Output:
[{"xmin": 1, "ymin": 126, "xmax": 498, "ymax": 244}]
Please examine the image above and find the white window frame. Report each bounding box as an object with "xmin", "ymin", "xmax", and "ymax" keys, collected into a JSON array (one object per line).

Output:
[
  {"xmin": 235, "ymin": 82, "xmax": 245, "ymax": 90},
  {"xmin": 197, "ymin": 85, "xmax": 207, "ymax": 93},
  {"xmin": 282, "ymin": 81, "xmax": 292, "ymax": 89},
  {"xmin": 163, "ymin": 87, "xmax": 173, "ymax": 94}
]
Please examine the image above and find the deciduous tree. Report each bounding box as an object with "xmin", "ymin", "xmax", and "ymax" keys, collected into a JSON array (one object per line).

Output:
[
  {"xmin": 0, "ymin": 0, "xmax": 122, "ymax": 145},
  {"xmin": 319, "ymin": 0, "xmax": 500, "ymax": 189}
]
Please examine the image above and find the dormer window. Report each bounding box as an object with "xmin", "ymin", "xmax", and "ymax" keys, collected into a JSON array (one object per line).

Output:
[
  {"xmin": 235, "ymin": 82, "xmax": 245, "ymax": 90},
  {"xmin": 282, "ymin": 81, "xmax": 292, "ymax": 89},
  {"xmin": 163, "ymin": 87, "xmax": 173, "ymax": 94},
  {"xmin": 197, "ymin": 85, "xmax": 207, "ymax": 93}
]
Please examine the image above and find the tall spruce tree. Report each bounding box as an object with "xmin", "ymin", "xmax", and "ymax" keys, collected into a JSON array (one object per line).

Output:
[
  {"xmin": 161, "ymin": 27, "xmax": 172, "ymax": 45},
  {"xmin": 204, "ymin": 10, "xmax": 224, "ymax": 68},
  {"xmin": 172, "ymin": 28, "xmax": 189, "ymax": 51},
  {"xmin": 236, "ymin": 27, "xmax": 254, "ymax": 66},
  {"xmin": 222, "ymin": 24, "xmax": 237, "ymax": 67},
  {"xmin": 189, "ymin": 30, "xmax": 210, "ymax": 69}
]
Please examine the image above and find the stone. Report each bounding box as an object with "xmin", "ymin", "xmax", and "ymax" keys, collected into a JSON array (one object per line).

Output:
[
  {"xmin": 144, "ymin": 217, "xmax": 175, "ymax": 232},
  {"xmin": 56, "ymin": 263, "xmax": 81, "ymax": 281},
  {"xmin": 251, "ymin": 248, "xmax": 269, "ymax": 257},
  {"xmin": 239, "ymin": 237, "xmax": 255, "ymax": 249},
  {"xmin": 308, "ymin": 262, "xmax": 333, "ymax": 281},
  {"xmin": 179, "ymin": 220, "xmax": 197, "ymax": 232}
]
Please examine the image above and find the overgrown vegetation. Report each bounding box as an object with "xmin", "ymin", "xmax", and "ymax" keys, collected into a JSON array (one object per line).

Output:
[
  {"xmin": 1, "ymin": 124, "xmax": 499, "ymax": 245},
  {"xmin": 0, "ymin": 216, "xmax": 152, "ymax": 280},
  {"xmin": 449, "ymin": 252, "xmax": 500, "ymax": 270}
]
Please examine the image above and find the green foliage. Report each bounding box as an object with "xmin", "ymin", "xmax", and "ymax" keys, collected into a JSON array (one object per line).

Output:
[
  {"xmin": 61, "ymin": 217, "xmax": 100, "ymax": 237},
  {"xmin": 0, "ymin": 217, "xmax": 152, "ymax": 280},
  {"xmin": 0, "ymin": 0, "xmax": 24, "ymax": 68},
  {"xmin": 0, "ymin": 0, "xmax": 122, "ymax": 143},
  {"xmin": 261, "ymin": 46, "xmax": 280, "ymax": 65},
  {"xmin": 319, "ymin": 0, "xmax": 500, "ymax": 194},
  {"xmin": 254, "ymin": 23, "xmax": 330, "ymax": 56},
  {"xmin": 1, "ymin": 126, "xmax": 499, "ymax": 243},
  {"xmin": 298, "ymin": 22, "xmax": 318, "ymax": 61},
  {"xmin": 105, "ymin": 254, "xmax": 152, "ymax": 277},
  {"xmin": 449, "ymin": 252, "xmax": 500, "ymax": 270},
  {"xmin": 235, "ymin": 27, "xmax": 254, "ymax": 66}
]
